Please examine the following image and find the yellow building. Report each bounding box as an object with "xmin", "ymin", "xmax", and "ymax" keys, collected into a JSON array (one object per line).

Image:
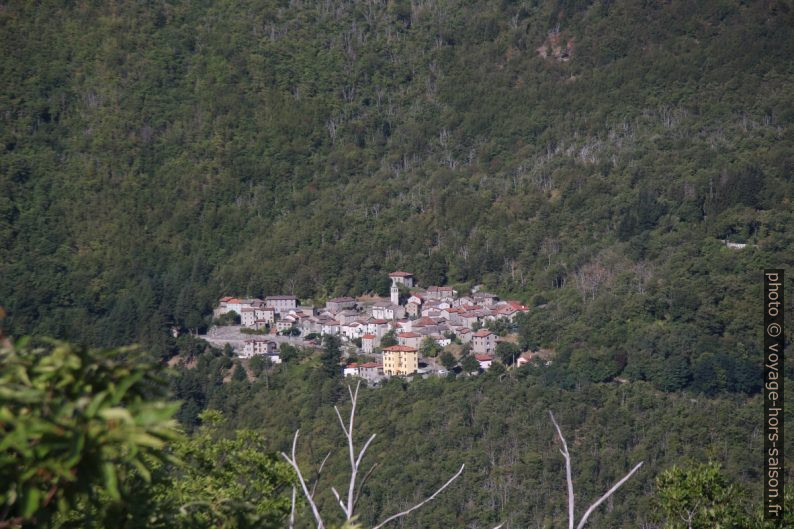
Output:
[{"xmin": 382, "ymin": 345, "xmax": 419, "ymax": 376}]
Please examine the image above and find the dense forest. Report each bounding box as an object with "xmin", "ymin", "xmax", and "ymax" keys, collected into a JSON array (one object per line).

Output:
[
  {"xmin": 1, "ymin": 0, "xmax": 794, "ymax": 527},
  {"xmin": 2, "ymin": 0, "xmax": 793, "ymax": 386}
]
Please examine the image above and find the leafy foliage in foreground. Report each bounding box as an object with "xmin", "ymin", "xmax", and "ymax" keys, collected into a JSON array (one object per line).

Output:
[
  {"xmin": 155, "ymin": 410, "xmax": 294, "ymax": 529},
  {"xmin": 0, "ymin": 339, "xmax": 179, "ymax": 527},
  {"xmin": 0, "ymin": 337, "xmax": 295, "ymax": 529}
]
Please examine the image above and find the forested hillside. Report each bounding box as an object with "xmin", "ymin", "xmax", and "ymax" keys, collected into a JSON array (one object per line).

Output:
[
  {"xmin": 167, "ymin": 339, "xmax": 793, "ymax": 529},
  {"xmin": 1, "ymin": 2, "xmax": 793, "ymax": 379}
]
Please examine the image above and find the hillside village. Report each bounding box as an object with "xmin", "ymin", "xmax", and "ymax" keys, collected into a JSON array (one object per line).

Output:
[{"xmin": 210, "ymin": 271, "xmax": 541, "ymax": 383}]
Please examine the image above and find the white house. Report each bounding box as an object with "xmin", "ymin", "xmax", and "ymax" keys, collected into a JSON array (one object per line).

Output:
[
  {"xmin": 321, "ymin": 319, "xmax": 340, "ymax": 336},
  {"xmin": 475, "ymin": 354, "xmax": 493, "ymax": 370},
  {"xmin": 362, "ymin": 334, "xmax": 378, "ymax": 353},
  {"xmin": 343, "ymin": 363, "xmax": 361, "ymax": 377}
]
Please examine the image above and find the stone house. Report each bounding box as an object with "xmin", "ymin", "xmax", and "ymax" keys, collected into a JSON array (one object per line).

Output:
[
  {"xmin": 359, "ymin": 362, "xmax": 385, "ymax": 384},
  {"xmin": 327, "ymin": 297, "xmax": 356, "ymax": 313},
  {"xmin": 389, "ymin": 271, "xmax": 414, "ymax": 288},
  {"xmin": 242, "ymin": 338, "xmax": 278, "ymax": 358},
  {"xmin": 372, "ymin": 302, "xmax": 405, "ymax": 320},
  {"xmin": 265, "ymin": 295, "xmax": 298, "ymax": 314},
  {"xmin": 255, "ymin": 307, "xmax": 275, "ymax": 324},
  {"xmin": 240, "ymin": 308, "xmax": 257, "ymax": 327},
  {"xmin": 397, "ymin": 331, "xmax": 422, "ymax": 349},
  {"xmin": 472, "ymin": 329, "xmax": 496, "ymax": 354},
  {"xmin": 336, "ymin": 309, "xmax": 360, "ymax": 324}
]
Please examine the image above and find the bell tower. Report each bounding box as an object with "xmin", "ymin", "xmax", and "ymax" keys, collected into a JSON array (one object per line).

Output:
[{"xmin": 390, "ymin": 282, "xmax": 400, "ymax": 305}]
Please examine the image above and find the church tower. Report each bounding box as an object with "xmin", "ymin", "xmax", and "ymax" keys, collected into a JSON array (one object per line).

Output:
[{"xmin": 390, "ymin": 282, "xmax": 400, "ymax": 305}]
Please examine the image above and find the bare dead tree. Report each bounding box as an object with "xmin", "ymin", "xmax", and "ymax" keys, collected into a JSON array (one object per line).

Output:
[
  {"xmin": 282, "ymin": 380, "xmax": 469, "ymax": 528},
  {"xmin": 548, "ymin": 411, "xmax": 644, "ymax": 529},
  {"xmin": 288, "ymin": 487, "xmax": 297, "ymax": 529}
]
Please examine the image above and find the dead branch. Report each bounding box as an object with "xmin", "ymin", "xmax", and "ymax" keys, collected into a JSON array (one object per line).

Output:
[
  {"xmin": 281, "ymin": 430, "xmax": 325, "ymax": 529},
  {"xmin": 548, "ymin": 411, "xmax": 644, "ymax": 529},
  {"xmin": 370, "ymin": 464, "xmax": 465, "ymax": 529}
]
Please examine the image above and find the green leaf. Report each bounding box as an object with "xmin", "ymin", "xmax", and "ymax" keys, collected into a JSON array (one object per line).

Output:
[{"xmin": 103, "ymin": 462, "xmax": 120, "ymax": 500}]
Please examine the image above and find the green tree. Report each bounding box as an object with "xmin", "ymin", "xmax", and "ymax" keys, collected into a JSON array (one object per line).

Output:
[
  {"xmin": 320, "ymin": 335, "xmax": 342, "ymax": 378},
  {"xmin": 460, "ymin": 355, "xmax": 480, "ymax": 374},
  {"xmin": 655, "ymin": 462, "xmax": 747, "ymax": 529},
  {"xmin": 153, "ymin": 410, "xmax": 294, "ymax": 529},
  {"xmin": 419, "ymin": 336, "xmax": 442, "ymax": 358},
  {"xmin": 380, "ymin": 330, "xmax": 398, "ymax": 348},
  {"xmin": 440, "ymin": 351, "xmax": 457, "ymax": 371},
  {"xmin": 279, "ymin": 343, "xmax": 298, "ymax": 363},
  {"xmin": 495, "ymin": 342, "xmax": 520, "ymax": 366},
  {"xmin": 0, "ymin": 339, "xmax": 180, "ymax": 528}
]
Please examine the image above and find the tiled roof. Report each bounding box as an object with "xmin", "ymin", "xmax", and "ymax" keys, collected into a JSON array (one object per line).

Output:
[
  {"xmin": 359, "ymin": 362, "xmax": 382, "ymax": 368},
  {"xmin": 382, "ymin": 345, "xmax": 418, "ymax": 352},
  {"xmin": 473, "ymin": 329, "xmax": 493, "ymax": 337}
]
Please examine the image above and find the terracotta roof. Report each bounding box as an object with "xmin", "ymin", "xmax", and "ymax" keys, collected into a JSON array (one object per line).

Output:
[
  {"xmin": 359, "ymin": 362, "xmax": 382, "ymax": 368},
  {"xmin": 398, "ymin": 332, "xmax": 421, "ymax": 338},
  {"xmin": 346, "ymin": 363, "xmax": 359, "ymax": 368},
  {"xmin": 220, "ymin": 296, "xmax": 233, "ymax": 302},
  {"xmin": 382, "ymin": 345, "xmax": 418, "ymax": 352},
  {"xmin": 370, "ymin": 319, "xmax": 388, "ymax": 324},
  {"xmin": 475, "ymin": 354, "xmax": 493, "ymax": 361},
  {"xmin": 473, "ymin": 329, "xmax": 493, "ymax": 337},
  {"xmin": 362, "ymin": 334, "xmax": 376, "ymax": 339},
  {"xmin": 389, "ymin": 271, "xmax": 413, "ymax": 277}
]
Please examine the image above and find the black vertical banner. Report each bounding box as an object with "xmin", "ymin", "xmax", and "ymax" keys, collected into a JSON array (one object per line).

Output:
[{"xmin": 764, "ymin": 269, "xmax": 784, "ymax": 521}]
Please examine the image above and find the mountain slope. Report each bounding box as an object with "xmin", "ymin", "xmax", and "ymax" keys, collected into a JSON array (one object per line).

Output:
[{"xmin": 1, "ymin": 0, "xmax": 792, "ymax": 389}]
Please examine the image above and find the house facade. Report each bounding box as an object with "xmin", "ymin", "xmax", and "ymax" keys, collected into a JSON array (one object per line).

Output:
[
  {"xmin": 475, "ymin": 354, "xmax": 493, "ymax": 370},
  {"xmin": 362, "ymin": 334, "xmax": 378, "ymax": 353},
  {"xmin": 240, "ymin": 308, "xmax": 257, "ymax": 327},
  {"xmin": 389, "ymin": 271, "xmax": 414, "ymax": 288},
  {"xmin": 266, "ymin": 295, "xmax": 298, "ymax": 314},
  {"xmin": 359, "ymin": 362, "xmax": 384, "ymax": 384},
  {"xmin": 382, "ymin": 345, "xmax": 419, "ymax": 376},
  {"xmin": 327, "ymin": 297, "xmax": 356, "ymax": 313},
  {"xmin": 372, "ymin": 302, "xmax": 405, "ymax": 320},
  {"xmin": 242, "ymin": 338, "xmax": 278, "ymax": 358},
  {"xmin": 472, "ymin": 329, "xmax": 496, "ymax": 354},
  {"xmin": 255, "ymin": 307, "xmax": 275, "ymax": 324},
  {"xmin": 397, "ymin": 331, "xmax": 422, "ymax": 349}
]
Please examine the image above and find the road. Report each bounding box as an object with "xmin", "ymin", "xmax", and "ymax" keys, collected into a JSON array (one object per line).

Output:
[{"xmin": 199, "ymin": 325, "xmax": 314, "ymax": 352}]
